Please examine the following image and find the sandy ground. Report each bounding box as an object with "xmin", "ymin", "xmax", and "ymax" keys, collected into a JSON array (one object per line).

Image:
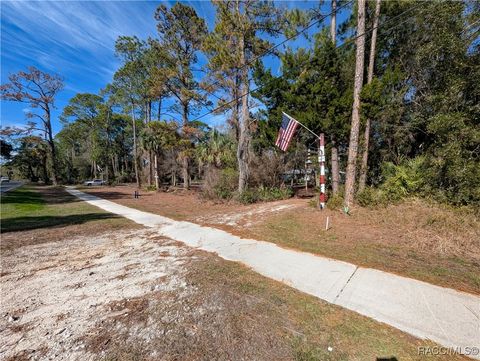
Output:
[
  {"xmin": 0, "ymin": 229, "xmax": 195, "ymax": 361},
  {"xmin": 67, "ymin": 188, "xmax": 480, "ymax": 359},
  {"xmin": 82, "ymin": 185, "xmax": 305, "ymax": 227},
  {"xmin": 195, "ymin": 201, "xmax": 300, "ymax": 227}
]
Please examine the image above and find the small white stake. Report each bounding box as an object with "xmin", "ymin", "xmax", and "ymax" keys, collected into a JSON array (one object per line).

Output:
[{"xmin": 325, "ymin": 216, "xmax": 330, "ymax": 231}]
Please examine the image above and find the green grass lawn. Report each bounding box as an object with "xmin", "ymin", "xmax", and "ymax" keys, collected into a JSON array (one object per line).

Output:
[
  {"xmin": 0, "ymin": 186, "xmax": 137, "ymax": 250},
  {"xmin": 0, "ymin": 186, "xmax": 46, "ymax": 219}
]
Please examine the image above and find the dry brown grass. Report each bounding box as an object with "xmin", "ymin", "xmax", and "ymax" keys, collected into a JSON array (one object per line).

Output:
[
  {"xmin": 92, "ymin": 253, "xmax": 469, "ymax": 361},
  {"xmin": 84, "ymin": 185, "xmax": 480, "ymax": 294},
  {"xmin": 246, "ymin": 199, "xmax": 480, "ymax": 294}
]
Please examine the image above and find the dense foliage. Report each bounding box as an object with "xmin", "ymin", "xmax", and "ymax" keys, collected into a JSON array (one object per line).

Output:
[{"xmin": 1, "ymin": 0, "xmax": 479, "ymax": 207}]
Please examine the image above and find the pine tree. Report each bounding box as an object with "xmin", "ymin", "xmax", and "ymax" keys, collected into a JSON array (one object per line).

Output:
[
  {"xmin": 205, "ymin": 0, "xmax": 282, "ymax": 193},
  {"xmin": 344, "ymin": 0, "xmax": 366, "ymax": 211},
  {"xmin": 154, "ymin": 3, "xmax": 208, "ymax": 190},
  {"xmin": 358, "ymin": 0, "xmax": 381, "ymax": 192},
  {"xmin": 1, "ymin": 67, "xmax": 63, "ymax": 185}
]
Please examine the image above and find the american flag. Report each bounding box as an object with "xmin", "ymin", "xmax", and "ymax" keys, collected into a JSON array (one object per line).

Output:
[{"xmin": 275, "ymin": 112, "xmax": 299, "ymax": 151}]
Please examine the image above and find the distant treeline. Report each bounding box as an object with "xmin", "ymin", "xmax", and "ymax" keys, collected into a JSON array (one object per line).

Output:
[{"xmin": 1, "ymin": 1, "xmax": 479, "ymax": 208}]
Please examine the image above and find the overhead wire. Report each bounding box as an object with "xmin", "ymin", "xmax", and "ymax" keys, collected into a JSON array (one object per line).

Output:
[{"xmin": 191, "ymin": 1, "xmax": 424, "ymax": 126}]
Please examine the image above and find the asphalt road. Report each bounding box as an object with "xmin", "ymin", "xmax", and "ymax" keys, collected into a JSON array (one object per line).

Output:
[{"xmin": 0, "ymin": 181, "xmax": 23, "ymax": 193}]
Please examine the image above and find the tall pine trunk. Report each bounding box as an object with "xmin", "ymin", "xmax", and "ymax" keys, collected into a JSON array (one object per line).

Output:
[
  {"xmin": 147, "ymin": 100, "xmax": 154, "ymax": 186},
  {"xmin": 237, "ymin": 34, "xmax": 250, "ymax": 193},
  {"xmin": 45, "ymin": 106, "xmax": 59, "ymax": 185},
  {"xmin": 182, "ymin": 101, "xmax": 190, "ymax": 189},
  {"xmin": 358, "ymin": 0, "xmax": 381, "ymax": 192},
  {"xmin": 330, "ymin": 0, "xmax": 340, "ymax": 195},
  {"xmin": 344, "ymin": 0, "xmax": 366, "ymax": 211},
  {"xmin": 131, "ymin": 101, "xmax": 140, "ymax": 188}
]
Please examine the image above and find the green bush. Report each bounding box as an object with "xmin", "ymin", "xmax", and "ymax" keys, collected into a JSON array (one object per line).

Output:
[
  {"xmin": 237, "ymin": 189, "xmax": 259, "ymax": 204},
  {"xmin": 356, "ymin": 157, "xmax": 427, "ymax": 207},
  {"xmin": 214, "ymin": 168, "xmax": 238, "ymax": 200},
  {"xmin": 326, "ymin": 192, "xmax": 344, "ymax": 209},
  {"xmin": 356, "ymin": 187, "xmax": 385, "ymax": 207},
  {"xmin": 256, "ymin": 185, "xmax": 293, "ymax": 201},
  {"xmin": 380, "ymin": 157, "xmax": 425, "ymax": 202},
  {"xmin": 237, "ymin": 186, "xmax": 293, "ymax": 204},
  {"xmin": 202, "ymin": 167, "xmax": 238, "ymax": 201}
]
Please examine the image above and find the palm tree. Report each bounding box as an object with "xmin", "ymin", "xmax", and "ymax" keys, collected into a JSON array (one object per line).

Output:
[{"xmin": 196, "ymin": 129, "xmax": 236, "ymax": 171}]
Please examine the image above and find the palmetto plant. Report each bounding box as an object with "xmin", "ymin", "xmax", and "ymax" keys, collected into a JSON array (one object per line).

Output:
[{"xmin": 196, "ymin": 129, "xmax": 236, "ymax": 170}]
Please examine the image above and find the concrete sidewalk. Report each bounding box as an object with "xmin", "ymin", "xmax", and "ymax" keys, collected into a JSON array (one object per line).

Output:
[{"xmin": 67, "ymin": 188, "xmax": 480, "ymax": 358}]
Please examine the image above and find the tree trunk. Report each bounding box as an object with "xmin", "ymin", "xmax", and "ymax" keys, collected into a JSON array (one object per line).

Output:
[
  {"xmin": 343, "ymin": 0, "xmax": 366, "ymax": 211},
  {"xmin": 181, "ymin": 101, "xmax": 190, "ymax": 190},
  {"xmin": 45, "ymin": 107, "xmax": 58, "ymax": 185},
  {"xmin": 330, "ymin": 0, "xmax": 340, "ymax": 195},
  {"xmin": 154, "ymin": 153, "xmax": 160, "ymax": 190},
  {"xmin": 131, "ymin": 102, "xmax": 140, "ymax": 188},
  {"xmin": 237, "ymin": 34, "xmax": 250, "ymax": 193},
  {"xmin": 330, "ymin": 0, "xmax": 336, "ymax": 43},
  {"xmin": 111, "ymin": 155, "xmax": 116, "ymax": 178},
  {"xmin": 358, "ymin": 0, "xmax": 381, "ymax": 193},
  {"xmin": 148, "ymin": 150, "xmax": 153, "ymax": 186},
  {"xmin": 42, "ymin": 153, "xmax": 49, "ymax": 184},
  {"xmin": 148, "ymin": 100, "xmax": 152, "ymax": 122}
]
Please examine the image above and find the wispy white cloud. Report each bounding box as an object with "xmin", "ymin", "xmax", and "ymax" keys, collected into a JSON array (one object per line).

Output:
[{"xmin": 1, "ymin": 0, "xmax": 157, "ymax": 82}]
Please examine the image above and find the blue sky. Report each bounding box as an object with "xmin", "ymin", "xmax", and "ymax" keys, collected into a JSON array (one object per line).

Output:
[{"xmin": 1, "ymin": 0, "xmax": 348, "ymax": 135}]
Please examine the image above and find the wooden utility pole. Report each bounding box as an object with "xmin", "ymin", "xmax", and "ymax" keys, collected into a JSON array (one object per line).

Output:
[
  {"xmin": 359, "ymin": 0, "xmax": 381, "ymax": 193},
  {"xmin": 344, "ymin": 0, "xmax": 366, "ymax": 212}
]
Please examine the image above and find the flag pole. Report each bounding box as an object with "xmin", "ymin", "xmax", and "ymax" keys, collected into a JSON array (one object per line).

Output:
[
  {"xmin": 282, "ymin": 112, "xmax": 320, "ymax": 139},
  {"xmin": 282, "ymin": 112, "xmax": 326, "ymax": 210}
]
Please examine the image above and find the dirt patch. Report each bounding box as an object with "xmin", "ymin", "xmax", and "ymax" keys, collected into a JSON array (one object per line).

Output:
[
  {"xmin": 83, "ymin": 185, "xmax": 480, "ymax": 294},
  {"xmin": 1, "ymin": 220, "xmax": 469, "ymax": 361},
  {"xmin": 0, "ymin": 229, "xmax": 193, "ymax": 361},
  {"xmin": 84, "ymin": 185, "xmax": 304, "ymax": 226}
]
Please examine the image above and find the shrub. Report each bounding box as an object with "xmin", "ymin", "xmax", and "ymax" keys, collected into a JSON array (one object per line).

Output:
[
  {"xmin": 356, "ymin": 187, "xmax": 385, "ymax": 207},
  {"xmin": 237, "ymin": 186, "xmax": 293, "ymax": 204},
  {"xmin": 202, "ymin": 167, "xmax": 238, "ymax": 201},
  {"xmin": 237, "ymin": 189, "xmax": 259, "ymax": 204},
  {"xmin": 249, "ymin": 151, "xmax": 286, "ymax": 188},
  {"xmin": 256, "ymin": 185, "xmax": 293, "ymax": 201},
  {"xmin": 380, "ymin": 157, "xmax": 425, "ymax": 202},
  {"xmin": 214, "ymin": 168, "xmax": 238, "ymax": 200},
  {"xmin": 326, "ymin": 192, "xmax": 344, "ymax": 209}
]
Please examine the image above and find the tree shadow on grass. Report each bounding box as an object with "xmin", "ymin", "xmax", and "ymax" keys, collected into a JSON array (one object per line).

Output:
[
  {"xmin": 1, "ymin": 213, "xmax": 121, "ymax": 233},
  {"xmin": 0, "ymin": 186, "xmax": 82, "ymax": 205},
  {"xmin": 0, "ymin": 190, "xmax": 44, "ymax": 205},
  {"xmin": 85, "ymin": 191, "xmax": 153, "ymax": 201}
]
